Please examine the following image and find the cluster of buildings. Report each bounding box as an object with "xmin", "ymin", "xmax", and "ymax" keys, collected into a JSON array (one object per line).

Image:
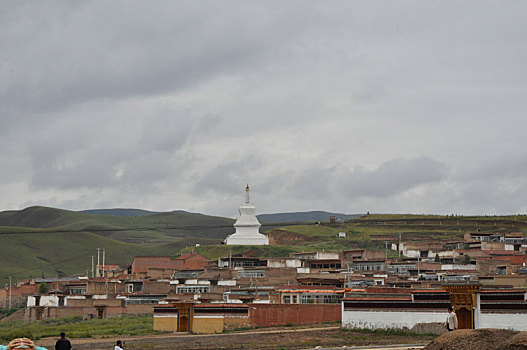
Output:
[
  {"xmin": 1, "ymin": 187, "xmax": 526, "ymax": 334},
  {"xmin": 1, "ymin": 235, "xmax": 525, "ymax": 333}
]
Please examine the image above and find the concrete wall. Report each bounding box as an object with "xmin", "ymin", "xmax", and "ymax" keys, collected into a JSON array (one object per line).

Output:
[
  {"xmin": 342, "ymin": 309, "xmax": 446, "ymax": 330},
  {"xmin": 478, "ymin": 312, "xmax": 527, "ymax": 331},
  {"xmin": 250, "ymin": 304, "xmax": 340, "ymax": 327},
  {"xmin": 342, "ymin": 308, "xmax": 527, "ymax": 332},
  {"xmin": 442, "ymin": 264, "xmax": 477, "ymax": 271},
  {"xmin": 27, "ymin": 295, "xmax": 59, "ymax": 307},
  {"xmin": 267, "ymin": 259, "xmax": 302, "ymax": 268}
]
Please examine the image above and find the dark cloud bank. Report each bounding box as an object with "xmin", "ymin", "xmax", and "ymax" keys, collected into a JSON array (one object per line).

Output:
[{"xmin": 1, "ymin": 1, "xmax": 527, "ymax": 216}]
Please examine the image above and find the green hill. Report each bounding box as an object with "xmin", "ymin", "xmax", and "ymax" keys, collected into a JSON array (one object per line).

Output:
[
  {"xmin": 81, "ymin": 208, "xmax": 161, "ymax": 217},
  {"xmin": 0, "ymin": 206, "xmax": 235, "ymax": 242},
  {"xmin": 193, "ymin": 213, "xmax": 527, "ymax": 260},
  {"xmin": 257, "ymin": 211, "xmax": 362, "ymax": 224},
  {"xmin": 0, "ymin": 206, "xmax": 235, "ymax": 284},
  {"xmin": 3, "ymin": 207, "xmax": 526, "ymax": 286}
]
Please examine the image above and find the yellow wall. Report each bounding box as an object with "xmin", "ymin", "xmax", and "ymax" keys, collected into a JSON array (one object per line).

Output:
[
  {"xmin": 192, "ymin": 317, "xmax": 224, "ymax": 334},
  {"xmin": 224, "ymin": 316, "xmax": 250, "ymax": 331},
  {"xmin": 153, "ymin": 316, "xmax": 178, "ymax": 332},
  {"xmin": 492, "ymin": 276, "xmax": 527, "ymax": 287}
]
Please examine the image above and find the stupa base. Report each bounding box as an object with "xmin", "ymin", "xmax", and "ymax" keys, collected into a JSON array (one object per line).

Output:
[{"xmin": 224, "ymin": 233, "xmax": 269, "ymax": 245}]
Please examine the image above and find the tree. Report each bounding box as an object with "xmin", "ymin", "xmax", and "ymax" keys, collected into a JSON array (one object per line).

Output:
[
  {"xmin": 434, "ymin": 253, "xmax": 440, "ymax": 262},
  {"xmin": 464, "ymin": 254, "xmax": 471, "ymax": 265},
  {"xmin": 38, "ymin": 282, "xmax": 49, "ymax": 294}
]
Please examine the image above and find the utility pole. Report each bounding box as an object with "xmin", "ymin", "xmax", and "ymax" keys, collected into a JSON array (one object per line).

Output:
[
  {"xmin": 96, "ymin": 248, "xmax": 101, "ymax": 277},
  {"xmin": 91, "ymin": 256, "xmax": 95, "ymax": 278},
  {"xmin": 102, "ymin": 248, "xmax": 106, "ymax": 278},
  {"xmin": 398, "ymin": 232, "xmax": 402, "ymax": 258},
  {"xmin": 8, "ymin": 276, "xmax": 12, "ymax": 309}
]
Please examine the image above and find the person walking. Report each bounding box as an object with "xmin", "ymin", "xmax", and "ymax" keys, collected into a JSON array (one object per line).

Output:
[
  {"xmin": 445, "ymin": 305, "xmax": 458, "ymax": 331},
  {"xmin": 55, "ymin": 333, "xmax": 71, "ymax": 350},
  {"xmin": 114, "ymin": 340, "xmax": 124, "ymax": 350}
]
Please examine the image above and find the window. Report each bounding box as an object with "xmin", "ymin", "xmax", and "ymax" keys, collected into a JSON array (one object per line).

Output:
[
  {"xmin": 176, "ymin": 285, "xmax": 210, "ymax": 294},
  {"xmin": 237, "ymin": 270, "xmax": 265, "ymax": 278},
  {"xmin": 300, "ymin": 293, "xmax": 341, "ymax": 304},
  {"xmin": 69, "ymin": 287, "xmax": 87, "ymax": 295}
]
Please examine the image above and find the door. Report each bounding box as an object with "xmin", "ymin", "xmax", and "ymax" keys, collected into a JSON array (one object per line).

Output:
[
  {"xmin": 179, "ymin": 316, "xmax": 189, "ymax": 332},
  {"xmin": 35, "ymin": 308, "xmax": 42, "ymax": 321},
  {"xmin": 457, "ymin": 307, "xmax": 473, "ymax": 329}
]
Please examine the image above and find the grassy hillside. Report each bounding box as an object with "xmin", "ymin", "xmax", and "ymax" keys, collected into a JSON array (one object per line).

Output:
[
  {"xmin": 0, "ymin": 229, "xmax": 178, "ymax": 284},
  {"xmin": 257, "ymin": 211, "xmax": 362, "ymax": 224},
  {"xmin": 2, "ymin": 207, "xmax": 526, "ymax": 285},
  {"xmin": 0, "ymin": 207, "xmax": 236, "ymax": 284},
  {"xmin": 192, "ymin": 214, "xmax": 527, "ymax": 260},
  {"xmin": 0, "ymin": 206, "xmax": 235, "ymax": 243},
  {"xmin": 81, "ymin": 208, "xmax": 161, "ymax": 216}
]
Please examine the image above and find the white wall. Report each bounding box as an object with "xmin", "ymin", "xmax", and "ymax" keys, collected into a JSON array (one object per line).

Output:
[
  {"xmin": 27, "ymin": 295, "xmax": 59, "ymax": 307},
  {"xmin": 218, "ymin": 280, "xmax": 236, "ymax": 286},
  {"xmin": 342, "ymin": 309, "xmax": 527, "ymax": 332},
  {"xmin": 404, "ymin": 249, "xmax": 421, "ymax": 258},
  {"xmin": 316, "ymin": 252, "xmax": 340, "ymax": 260},
  {"xmin": 442, "ymin": 264, "xmax": 477, "ymax": 271},
  {"xmin": 342, "ymin": 309, "xmax": 446, "ymax": 329},
  {"xmin": 478, "ymin": 312, "xmax": 527, "ymax": 331},
  {"xmin": 267, "ymin": 259, "xmax": 301, "ymax": 268}
]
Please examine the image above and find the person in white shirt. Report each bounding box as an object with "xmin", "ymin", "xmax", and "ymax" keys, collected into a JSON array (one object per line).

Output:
[
  {"xmin": 445, "ymin": 306, "xmax": 458, "ymax": 331},
  {"xmin": 114, "ymin": 340, "xmax": 124, "ymax": 350}
]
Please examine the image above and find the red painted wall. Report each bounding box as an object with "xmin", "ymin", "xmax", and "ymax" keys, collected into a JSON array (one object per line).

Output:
[{"xmin": 249, "ymin": 304, "xmax": 341, "ymax": 327}]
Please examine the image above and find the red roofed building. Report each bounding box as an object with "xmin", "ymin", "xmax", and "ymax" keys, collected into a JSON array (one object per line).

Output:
[{"xmin": 131, "ymin": 253, "xmax": 209, "ymax": 278}]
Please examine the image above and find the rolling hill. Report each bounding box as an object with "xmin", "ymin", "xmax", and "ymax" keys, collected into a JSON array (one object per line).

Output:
[
  {"xmin": 0, "ymin": 206, "xmax": 235, "ymax": 284},
  {"xmin": 4, "ymin": 206, "xmax": 524, "ymax": 286},
  {"xmin": 81, "ymin": 208, "xmax": 161, "ymax": 217},
  {"xmin": 257, "ymin": 211, "xmax": 362, "ymax": 224}
]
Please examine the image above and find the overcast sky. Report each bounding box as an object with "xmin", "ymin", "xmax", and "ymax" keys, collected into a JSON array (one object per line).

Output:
[{"xmin": 1, "ymin": 1, "xmax": 526, "ymax": 217}]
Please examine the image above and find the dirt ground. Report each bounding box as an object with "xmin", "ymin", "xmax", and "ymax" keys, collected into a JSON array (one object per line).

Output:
[
  {"xmin": 424, "ymin": 328, "xmax": 527, "ymax": 350},
  {"xmin": 36, "ymin": 326, "xmax": 434, "ymax": 350}
]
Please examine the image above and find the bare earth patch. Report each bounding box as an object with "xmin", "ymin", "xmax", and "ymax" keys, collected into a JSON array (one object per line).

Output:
[
  {"xmin": 36, "ymin": 326, "xmax": 434, "ymax": 350},
  {"xmin": 424, "ymin": 329, "xmax": 527, "ymax": 350}
]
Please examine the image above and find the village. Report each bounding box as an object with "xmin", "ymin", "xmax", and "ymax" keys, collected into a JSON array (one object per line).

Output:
[{"xmin": 2, "ymin": 188, "xmax": 526, "ymax": 337}]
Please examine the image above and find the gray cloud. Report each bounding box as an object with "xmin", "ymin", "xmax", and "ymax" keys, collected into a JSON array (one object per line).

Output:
[
  {"xmin": 1, "ymin": 1, "xmax": 526, "ymax": 216},
  {"xmin": 340, "ymin": 157, "xmax": 448, "ymax": 198}
]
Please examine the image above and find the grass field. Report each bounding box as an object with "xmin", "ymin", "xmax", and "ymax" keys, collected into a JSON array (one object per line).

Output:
[{"xmin": 0, "ymin": 315, "xmax": 155, "ymax": 341}]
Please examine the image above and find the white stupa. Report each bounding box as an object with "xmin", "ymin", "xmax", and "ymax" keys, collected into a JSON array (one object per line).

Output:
[{"xmin": 224, "ymin": 185, "xmax": 269, "ymax": 245}]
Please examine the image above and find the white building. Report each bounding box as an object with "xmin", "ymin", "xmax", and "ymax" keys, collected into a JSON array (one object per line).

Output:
[
  {"xmin": 341, "ymin": 288, "xmax": 527, "ymax": 332},
  {"xmin": 224, "ymin": 185, "xmax": 269, "ymax": 245}
]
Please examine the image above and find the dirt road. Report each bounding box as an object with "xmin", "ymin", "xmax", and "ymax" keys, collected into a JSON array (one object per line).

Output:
[{"xmin": 36, "ymin": 326, "xmax": 433, "ymax": 350}]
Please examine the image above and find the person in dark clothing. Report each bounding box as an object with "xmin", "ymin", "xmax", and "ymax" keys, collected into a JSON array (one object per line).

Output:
[{"xmin": 55, "ymin": 332, "xmax": 72, "ymax": 350}]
